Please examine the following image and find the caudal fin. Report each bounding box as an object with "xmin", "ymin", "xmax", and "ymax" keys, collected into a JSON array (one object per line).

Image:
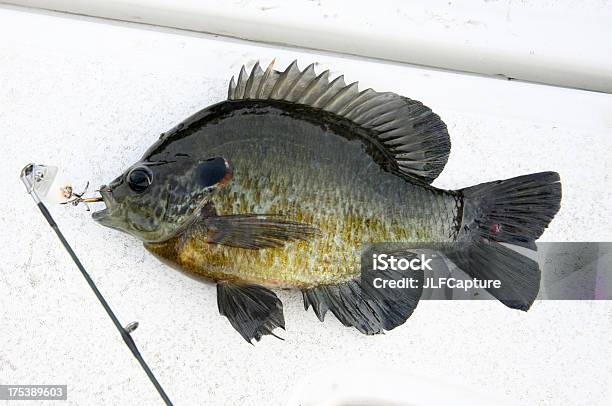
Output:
[
  {"xmin": 445, "ymin": 242, "xmax": 541, "ymax": 310},
  {"xmin": 459, "ymin": 171, "xmax": 562, "ymax": 248},
  {"xmin": 450, "ymin": 172, "xmax": 562, "ymax": 310}
]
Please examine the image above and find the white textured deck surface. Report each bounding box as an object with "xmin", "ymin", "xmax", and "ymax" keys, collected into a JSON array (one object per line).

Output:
[
  {"xmin": 7, "ymin": 0, "xmax": 612, "ymax": 92},
  {"xmin": 0, "ymin": 6, "xmax": 611, "ymax": 406}
]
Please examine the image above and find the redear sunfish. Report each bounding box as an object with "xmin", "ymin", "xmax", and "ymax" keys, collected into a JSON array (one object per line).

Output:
[{"xmin": 91, "ymin": 61, "xmax": 562, "ymax": 342}]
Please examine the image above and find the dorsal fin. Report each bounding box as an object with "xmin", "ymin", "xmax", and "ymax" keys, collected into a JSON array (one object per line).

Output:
[{"xmin": 227, "ymin": 60, "xmax": 451, "ymax": 183}]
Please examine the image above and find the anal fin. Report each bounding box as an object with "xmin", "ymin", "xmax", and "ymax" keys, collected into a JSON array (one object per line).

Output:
[
  {"xmin": 217, "ymin": 282, "xmax": 285, "ymax": 343},
  {"xmin": 303, "ymin": 250, "xmax": 424, "ymax": 335}
]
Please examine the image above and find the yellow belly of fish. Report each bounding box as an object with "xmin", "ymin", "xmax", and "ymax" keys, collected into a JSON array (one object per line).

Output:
[{"xmin": 145, "ymin": 210, "xmax": 429, "ymax": 289}]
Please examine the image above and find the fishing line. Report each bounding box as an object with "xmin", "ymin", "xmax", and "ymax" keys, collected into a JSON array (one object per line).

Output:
[{"xmin": 20, "ymin": 163, "xmax": 173, "ymax": 406}]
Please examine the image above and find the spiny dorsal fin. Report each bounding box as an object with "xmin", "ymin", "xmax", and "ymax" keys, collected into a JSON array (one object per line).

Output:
[{"xmin": 227, "ymin": 60, "xmax": 451, "ymax": 183}]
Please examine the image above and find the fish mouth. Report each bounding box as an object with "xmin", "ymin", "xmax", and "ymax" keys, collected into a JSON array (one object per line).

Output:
[{"xmin": 91, "ymin": 186, "xmax": 114, "ymax": 221}]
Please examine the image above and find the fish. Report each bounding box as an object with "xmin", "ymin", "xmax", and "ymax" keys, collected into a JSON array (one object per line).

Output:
[{"xmin": 91, "ymin": 60, "xmax": 562, "ymax": 342}]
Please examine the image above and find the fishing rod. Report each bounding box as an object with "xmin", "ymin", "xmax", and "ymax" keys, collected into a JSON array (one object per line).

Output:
[{"xmin": 20, "ymin": 163, "xmax": 173, "ymax": 406}]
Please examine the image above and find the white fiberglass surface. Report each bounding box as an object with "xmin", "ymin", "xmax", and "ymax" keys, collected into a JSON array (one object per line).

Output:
[
  {"xmin": 0, "ymin": 6, "xmax": 610, "ymax": 406},
  {"xmin": 6, "ymin": 0, "xmax": 612, "ymax": 92}
]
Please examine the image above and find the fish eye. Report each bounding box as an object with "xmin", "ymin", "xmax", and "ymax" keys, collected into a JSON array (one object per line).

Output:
[{"xmin": 127, "ymin": 166, "xmax": 153, "ymax": 193}]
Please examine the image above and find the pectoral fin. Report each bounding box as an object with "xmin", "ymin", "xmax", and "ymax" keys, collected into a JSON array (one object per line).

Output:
[
  {"xmin": 202, "ymin": 214, "xmax": 318, "ymax": 249},
  {"xmin": 217, "ymin": 282, "xmax": 285, "ymax": 343}
]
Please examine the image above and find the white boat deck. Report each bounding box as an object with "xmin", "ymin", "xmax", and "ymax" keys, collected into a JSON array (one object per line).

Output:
[{"xmin": 0, "ymin": 3, "xmax": 610, "ymax": 405}]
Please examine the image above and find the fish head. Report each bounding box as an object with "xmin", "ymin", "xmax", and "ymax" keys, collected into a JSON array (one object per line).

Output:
[{"xmin": 93, "ymin": 156, "xmax": 231, "ymax": 242}]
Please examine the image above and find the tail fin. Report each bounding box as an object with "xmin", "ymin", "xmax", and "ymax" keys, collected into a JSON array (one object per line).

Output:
[
  {"xmin": 459, "ymin": 171, "xmax": 562, "ymax": 248},
  {"xmin": 449, "ymin": 172, "xmax": 562, "ymax": 310},
  {"xmin": 445, "ymin": 242, "xmax": 541, "ymax": 310}
]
